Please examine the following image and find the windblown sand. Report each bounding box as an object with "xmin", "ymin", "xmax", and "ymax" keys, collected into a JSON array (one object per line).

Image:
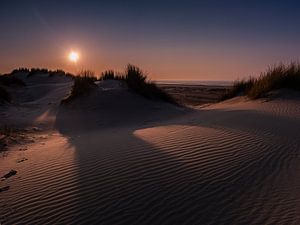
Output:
[{"xmin": 1, "ymin": 74, "xmax": 300, "ymax": 224}]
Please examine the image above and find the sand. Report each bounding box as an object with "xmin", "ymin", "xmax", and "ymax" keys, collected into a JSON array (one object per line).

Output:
[
  {"xmin": 1, "ymin": 74, "xmax": 300, "ymax": 224},
  {"xmin": 159, "ymin": 83, "xmax": 229, "ymax": 106}
]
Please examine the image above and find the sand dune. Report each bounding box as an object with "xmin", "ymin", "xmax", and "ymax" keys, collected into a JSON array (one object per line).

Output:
[{"xmin": 1, "ymin": 75, "xmax": 300, "ymax": 224}]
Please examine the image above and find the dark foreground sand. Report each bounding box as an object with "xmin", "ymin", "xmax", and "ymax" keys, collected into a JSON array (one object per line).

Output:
[{"xmin": 1, "ymin": 73, "xmax": 300, "ymax": 224}]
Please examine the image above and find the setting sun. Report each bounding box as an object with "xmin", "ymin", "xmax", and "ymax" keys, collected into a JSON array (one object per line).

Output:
[{"xmin": 68, "ymin": 51, "xmax": 79, "ymax": 63}]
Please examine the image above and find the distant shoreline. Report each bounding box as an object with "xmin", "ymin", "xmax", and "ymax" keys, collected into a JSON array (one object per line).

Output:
[
  {"xmin": 158, "ymin": 83, "xmax": 230, "ymax": 106},
  {"xmin": 155, "ymin": 80, "xmax": 233, "ymax": 86}
]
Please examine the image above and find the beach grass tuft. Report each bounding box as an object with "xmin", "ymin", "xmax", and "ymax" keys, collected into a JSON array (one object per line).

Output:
[
  {"xmin": 61, "ymin": 70, "xmax": 97, "ymax": 103},
  {"xmin": 222, "ymin": 62, "xmax": 300, "ymax": 100}
]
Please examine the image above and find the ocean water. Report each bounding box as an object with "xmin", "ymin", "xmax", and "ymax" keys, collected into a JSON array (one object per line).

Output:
[{"xmin": 155, "ymin": 80, "xmax": 233, "ymax": 86}]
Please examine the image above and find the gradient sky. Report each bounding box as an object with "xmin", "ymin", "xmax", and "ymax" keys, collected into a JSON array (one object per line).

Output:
[{"xmin": 1, "ymin": 0, "xmax": 300, "ymax": 80}]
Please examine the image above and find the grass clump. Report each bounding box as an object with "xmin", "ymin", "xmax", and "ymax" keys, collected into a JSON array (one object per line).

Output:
[
  {"xmin": 27, "ymin": 68, "xmax": 49, "ymax": 77},
  {"xmin": 248, "ymin": 63, "xmax": 300, "ymax": 98},
  {"xmin": 11, "ymin": 68, "xmax": 30, "ymax": 74},
  {"xmin": 221, "ymin": 78, "xmax": 254, "ymax": 100},
  {"xmin": 99, "ymin": 65, "xmax": 177, "ymax": 104},
  {"xmin": 100, "ymin": 70, "xmax": 116, "ymax": 80},
  {"xmin": 124, "ymin": 65, "xmax": 176, "ymax": 103},
  {"xmin": 222, "ymin": 62, "xmax": 300, "ymax": 100},
  {"xmin": 100, "ymin": 70, "xmax": 123, "ymax": 80},
  {"xmin": 62, "ymin": 65, "xmax": 176, "ymax": 104},
  {"xmin": 48, "ymin": 69, "xmax": 74, "ymax": 78},
  {"xmin": 49, "ymin": 69, "xmax": 66, "ymax": 77},
  {"xmin": 62, "ymin": 70, "xmax": 97, "ymax": 103}
]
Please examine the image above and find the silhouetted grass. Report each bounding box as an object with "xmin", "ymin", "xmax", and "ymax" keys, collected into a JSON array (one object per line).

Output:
[
  {"xmin": 100, "ymin": 70, "xmax": 115, "ymax": 80},
  {"xmin": 27, "ymin": 68, "xmax": 49, "ymax": 77},
  {"xmin": 124, "ymin": 65, "xmax": 177, "ymax": 104},
  {"xmin": 248, "ymin": 63, "xmax": 300, "ymax": 98},
  {"xmin": 48, "ymin": 69, "xmax": 74, "ymax": 78},
  {"xmin": 11, "ymin": 67, "xmax": 74, "ymax": 78},
  {"xmin": 48, "ymin": 69, "xmax": 66, "ymax": 77},
  {"xmin": 100, "ymin": 70, "xmax": 124, "ymax": 80},
  {"xmin": 61, "ymin": 70, "xmax": 97, "ymax": 103},
  {"xmin": 11, "ymin": 68, "xmax": 30, "ymax": 74},
  {"xmin": 221, "ymin": 78, "xmax": 254, "ymax": 100},
  {"xmin": 222, "ymin": 62, "xmax": 300, "ymax": 100},
  {"xmin": 99, "ymin": 65, "xmax": 177, "ymax": 104},
  {"xmin": 0, "ymin": 86, "xmax": 11, "ymax": 103}
]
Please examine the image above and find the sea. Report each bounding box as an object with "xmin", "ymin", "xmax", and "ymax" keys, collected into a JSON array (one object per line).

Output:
[{"xmin": 155, "ymin": 80, "xmax": 233, "ymax": 86}]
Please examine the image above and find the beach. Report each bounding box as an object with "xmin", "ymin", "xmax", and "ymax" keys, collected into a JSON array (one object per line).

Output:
[{"xmin": 1, "ymin": 74, "xmax": 300, "ymax": 224}]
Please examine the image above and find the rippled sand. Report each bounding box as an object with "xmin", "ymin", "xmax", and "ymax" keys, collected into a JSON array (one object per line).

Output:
[{"xmin": 1, "ymin": 74, "xmax": 300, "ymax": 224}]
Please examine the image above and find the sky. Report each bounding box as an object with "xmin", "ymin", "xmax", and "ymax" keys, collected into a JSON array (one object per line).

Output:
[{"xmin": 1, "ymin": 0, "xmax": 300, "ymax": 80}]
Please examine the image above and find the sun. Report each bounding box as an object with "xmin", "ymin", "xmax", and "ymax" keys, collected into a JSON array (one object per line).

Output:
[{"xmin": 68, "ymin": 51, "xmax": 79, "ymax": 63}]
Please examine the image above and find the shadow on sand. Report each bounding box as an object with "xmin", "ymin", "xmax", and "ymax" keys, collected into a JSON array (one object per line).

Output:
[{"xmin": 54, "ymin": 106, "xmax": 300, "ymax": 224}]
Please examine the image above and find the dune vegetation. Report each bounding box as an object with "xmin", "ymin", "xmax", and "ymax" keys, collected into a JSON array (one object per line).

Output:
[
  {"xmin": 222, "ymin": 62, "xmax": 300, "ymax": 100},
  {"xmin": 61, "ymin": 70, "xmax": 96, "ymax": 104},
  {"xmin": 5, "ymin": 65, "xmax": 176, "ymax": 104},
  {"xmin": 100, "ymin": 64, "xmax": 177, "ymax": 104},
  {"xmin": 62, "ymin": 64, "xmax": 176, "ymax": 104},
  {"xmin": 10, "ymin": 68, "xmax": 73, "ymax": 78}
]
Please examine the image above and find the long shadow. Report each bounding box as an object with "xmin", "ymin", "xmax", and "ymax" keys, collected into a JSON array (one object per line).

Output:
[{"xmin": 54, "ymin": 106, "xmax": 300, "ymax": 225}]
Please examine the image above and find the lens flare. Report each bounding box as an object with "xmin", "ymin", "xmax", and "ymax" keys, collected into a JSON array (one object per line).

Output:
[{"xmin": 68, "ymin": 51, "xmax": 79, "ymax": 62}]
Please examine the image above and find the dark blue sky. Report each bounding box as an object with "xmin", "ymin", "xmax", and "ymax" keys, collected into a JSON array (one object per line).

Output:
[{"xmin": 1, "ymin": 0, "xmax": 300, "ymax": 80}]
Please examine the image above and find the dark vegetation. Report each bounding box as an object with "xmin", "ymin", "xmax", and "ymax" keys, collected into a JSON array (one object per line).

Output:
[
  {"xmin": 221, "ymin": 78, "xmax": 255, "ymax": 100},
  {"xmin": 61, "ymin": 70, "xmax": 97, "ymax": 104},
  {"xmin": 27, "ymin": 68, "xmax": 49, "ymax": 77},
  {"xmin": 11, "ymin": 68, "xmax": 30, "ymax": 74},
  {"xmin": 99, "ymin": 64, "xmax": 177, "ymax": 104},
  {"xmin": 222, "ymin": 62, "xmax": 300, "ymax": 100},
  {"xmin": 11, "ymin": 68, "xmax": 73, "ymax": 78},
  {"xmin": 6, "ymin": 65, "xmax": 176, "ymax": 104},
  {"xmin": 100, "ymin": 70, "xmax": 116, "ymax": 80},
  {"xmin": 125, "ymin": 65, "xmax": 176, "ymax": 103},
  {"xmin": 49, "ymin": 69, "xmax": 69, "ymax": 77}
]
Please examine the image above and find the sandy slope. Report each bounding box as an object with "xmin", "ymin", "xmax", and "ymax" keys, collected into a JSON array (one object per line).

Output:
[{"xmin": 1, "ymin": 75, "xmax": 300, "ymax": 224}]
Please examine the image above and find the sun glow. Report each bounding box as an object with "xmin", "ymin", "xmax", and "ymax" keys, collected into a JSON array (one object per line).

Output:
[{"xmin": 68, "ymin": 51, "xmax": 79, "ymax": 63}]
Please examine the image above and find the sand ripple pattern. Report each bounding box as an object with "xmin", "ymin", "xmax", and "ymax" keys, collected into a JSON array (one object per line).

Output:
[{"xmin": 1, "ymin": 99, "xmax": 300, "ymax": 224}]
